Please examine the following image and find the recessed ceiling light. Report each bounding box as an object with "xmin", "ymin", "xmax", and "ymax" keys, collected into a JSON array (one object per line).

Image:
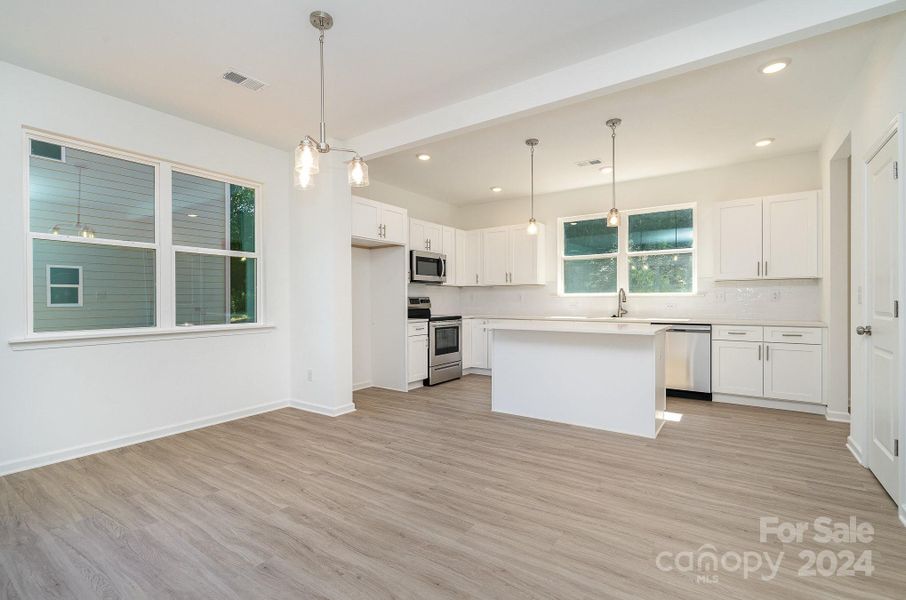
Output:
[
  {"xmin": 754, "ymin": 138, "xmax": 774, "ymax": 147},
  {"xmin": 599, "ymin": 165, "xmax": 613, "ymax": 174},
  {"xmin": 416, "ymin": 153, "xmax": 431, "ymax": 161},
  {"xmin": 187, "ymin": 213, "xmax": 199, "ymax": 218},
  {"xmin": 759, "ymin": 59, "xmax": 790, "ymax": 75},
  {"xmin": 490, "ymin": 186, "xmax": 503, "ymax": 193}
]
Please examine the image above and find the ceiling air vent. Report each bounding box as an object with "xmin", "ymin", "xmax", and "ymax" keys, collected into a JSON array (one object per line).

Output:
[
  {"xmin": 222, "ymin": 70, "xmax": 268, "ymax": 92},
  {"xmin": 575, "ymin": 158, "xmax": 603, "ymax": 168}
]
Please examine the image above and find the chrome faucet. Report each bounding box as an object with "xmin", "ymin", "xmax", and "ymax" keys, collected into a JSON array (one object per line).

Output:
[{"xmin": 615, "ymin": 288, "xmax": 628, "ymax": 318}]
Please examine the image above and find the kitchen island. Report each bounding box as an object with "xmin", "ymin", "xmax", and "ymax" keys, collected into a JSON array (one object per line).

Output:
[{"xmin": 487, "ymin": 320, "xmax": 669, "ymax": 438}]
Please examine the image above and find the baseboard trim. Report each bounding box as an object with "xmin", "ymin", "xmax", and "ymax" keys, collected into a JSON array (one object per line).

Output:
[
  {"xmin": 846, "ymin": 436, "xmax": 866, "ymax": 466},
  {"xmin": 825, "ymin": 409, "xmax": 851, "ymax": 423},
  {"xmin": 464, "ymin": 368, "xmax": 491, "ymax": 377},
  {"xmin": 289, "ymin": 399, "xmax": 356, "ymax": 417},
  {"xmin": 0, "ymin": 399, "xmax": 288, "ymax": 477},
  {"xmin": 712, "ymin": 393, "xmax": 826, "ymax": 414},
  {"xmin": 352, "ymin": 381, "xmax": 372, "ymax": 391}
]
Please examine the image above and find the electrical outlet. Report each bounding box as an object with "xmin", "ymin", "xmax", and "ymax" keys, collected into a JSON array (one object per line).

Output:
[
  {"xmin": 771, "ymin": 290, "xmax": 781, "ymax": 302},
  {"xmin": 715, "ymin": 291, "xmax": 727, "ymax": 303},
  {"xmin": 307, "ymin": 369, "xmax": 313, "ymax": 382},
  {"xmin": 664, "ymin": 302, "xmax": 676, "ymax": 310}
]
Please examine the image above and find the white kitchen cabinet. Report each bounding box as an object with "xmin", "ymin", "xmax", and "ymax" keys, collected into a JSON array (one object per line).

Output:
[
  {"xmin": 763, "ymin": 342, "xmax": 822, "ymax": 403},
  {"xmin": 482, "ymin": 228, "xmax": 510, "ymax": 285},
  {"xmin": 462, "ymin": 318, "xmax": 473, "ymax": 367},
  {"xmin": 712, "ymin": 340, "xmax": 764, "ymax": 397},
  {"xmin": 762, "ymin": 191, "xmax": 819, "ymax": 279},
  {"xmin": 442, "ymin": 227, "xmax": 457, "ymax": 286},
  {"xmin": 408, "ymin": 334, "xmax": 428, "ymax": 383},
  {"xmin": 457, "ymin": 230, "xmax": 483, "ymax": 286},
  {"xmin": 409, "ymin": 218, "xmax": 443, "ymax": 252},
  {"xmin": 715, "ymin": 197, "xmax": 763, "ymax": 280},
  {"xmin": 715, "ymin": 191, "xmax": 820, "ymax": 281},
  {"xmin": 351, "ymin": 196, "xmax": 407, "ymax": 245},
  {"xmin": 508, "ymin": 224, "xmax": 545, "ymax": 285},
  {"xmin": 470, "ymin": 319, "xmax": 490, "ymax": 369}
]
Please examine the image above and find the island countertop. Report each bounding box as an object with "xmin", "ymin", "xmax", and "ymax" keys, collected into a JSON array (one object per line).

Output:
[{"xmin": 486, "ymin": 319, "xmax": 670, "ymax": 336}]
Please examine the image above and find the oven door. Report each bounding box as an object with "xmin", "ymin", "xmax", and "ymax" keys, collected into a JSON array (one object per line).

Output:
[
  {"xmin": 410, "ymin": 251, "xmax": 446, "ymax": 283},
  {"xmin": 429, "ymin": 321, "xmax": 462, "ymax": 366}
]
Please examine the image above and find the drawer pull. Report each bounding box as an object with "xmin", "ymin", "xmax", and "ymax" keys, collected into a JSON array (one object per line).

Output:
[
  {"xmin": 781, "ymin": 333, "xmax": 803, "ymax": 337},
  {"xmin": 727, "ymin": 331, "xmax": 747, "ymax": 335}
]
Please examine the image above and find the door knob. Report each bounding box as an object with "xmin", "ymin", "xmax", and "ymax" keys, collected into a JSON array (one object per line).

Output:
[{"xmin": 856, "ymin": 325, "xmax": 872, "ymax": 336}]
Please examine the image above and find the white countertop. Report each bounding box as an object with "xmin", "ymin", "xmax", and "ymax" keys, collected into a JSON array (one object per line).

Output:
[
  {"xmin": 487, "ymin": 319, "xmax": 670, "ymax": 336},
  {"xmin": 464, "ymin": 315, "xmax": 826, "ymax": 328}
]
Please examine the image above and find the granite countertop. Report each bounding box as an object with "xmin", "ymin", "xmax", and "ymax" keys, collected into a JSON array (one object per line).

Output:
[{"xmin": 462, "ymin": 315, "xmax": 826, "ymax": 328}]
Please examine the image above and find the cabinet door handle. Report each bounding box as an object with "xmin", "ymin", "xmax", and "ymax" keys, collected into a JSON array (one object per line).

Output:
[
  {"xmin": 758, "ymin": 345, "xmax": 762, "ymax": 361},
  {"xmin": 765, "ymin": 261, "xmax": 768, "ymax": 276},
  {"xmin": 765, "ymin": 345, "xmax": 770, "ymax": 361},
  {"xmin": 475, "ymin": 273, "xmax": 479, "ymax": 284},
  {"xmin": 378, "ymin": 224, "xmax": 382, "ymax": 238},
  {"xmin": 757, "ymin": 261, "xmax": 761, "ymax": 276}
]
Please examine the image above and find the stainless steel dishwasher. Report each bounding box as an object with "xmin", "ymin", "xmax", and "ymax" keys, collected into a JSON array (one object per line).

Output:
[{"xmin": 654, "ymin": 323, "xmax": 712, "ymax": 400}]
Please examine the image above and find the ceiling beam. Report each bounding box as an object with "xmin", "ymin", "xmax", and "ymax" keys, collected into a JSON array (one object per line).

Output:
[{"xmin": 348, "ymin": 0, "xmax": 906, "ymax": 159}]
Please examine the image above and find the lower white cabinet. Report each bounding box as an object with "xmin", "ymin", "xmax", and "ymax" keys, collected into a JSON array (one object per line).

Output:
[
  {"xmin": 463, "ymin": 319, "xmax": 490, "ymax": 370},
  {"xmin": 763, "ymin": 342, "xmax": 822, "ymax": 403},
  {"xmin": 712, "ymin": 340, "xmax": 764, "ymax": 397},
  {"xmin": 408, "ymin": 335, "xmax": 428, "ymax": 383},
  {"xmin": 712, "ymin": 326, "xmax": 823, "ymax": 405}
]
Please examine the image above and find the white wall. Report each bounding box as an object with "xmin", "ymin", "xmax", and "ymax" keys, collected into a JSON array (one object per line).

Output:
[
  {"xmin": 0, "ymin": 61, "xmax": 293, "ymax": 473},
  {"xmin": 456, "ymin": 152, "xmax": 823, "ymax": 321},
  {"xmin": 818, "ymin": 14, "xmax": 906, "ymax": 513}
]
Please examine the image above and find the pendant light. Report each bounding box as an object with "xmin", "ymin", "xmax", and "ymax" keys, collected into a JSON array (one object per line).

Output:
[
  {"xmin": 605, "ymin": 118, "xmax": 621, "ymax": 227},
  {"xmin": 50, "ymin": 164, "xmax": 94, "ymax": 238},
  {"xmin": 525, "ymin": 138, "xmax": 539, "ymax": 235},
  {"xmin": 294, "ymin": 11, "xmax": 369, "ymax": 190}
]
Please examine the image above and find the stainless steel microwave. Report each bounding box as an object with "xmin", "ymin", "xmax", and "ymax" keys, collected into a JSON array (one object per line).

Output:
[{"xmin": 410, "ymin": 250, "xmax": 447, "ymax": 284}]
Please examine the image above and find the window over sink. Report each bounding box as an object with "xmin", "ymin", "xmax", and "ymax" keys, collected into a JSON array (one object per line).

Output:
[{"xmin": 558, "ymin": 203, "xmax": 696, "ymax": 296}]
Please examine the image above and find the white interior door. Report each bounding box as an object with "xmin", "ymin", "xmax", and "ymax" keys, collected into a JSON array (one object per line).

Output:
[{"xmin": 864, "ymin": 132, "xmax": 900, "ymax": 502}]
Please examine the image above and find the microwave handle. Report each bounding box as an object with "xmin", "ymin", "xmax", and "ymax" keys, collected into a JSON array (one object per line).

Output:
[{"xmin": 440, "ymin": 257, "xmax": 446, "ymax": 279}]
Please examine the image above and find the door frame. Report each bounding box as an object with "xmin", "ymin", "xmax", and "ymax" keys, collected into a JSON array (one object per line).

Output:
[{"xmin": 854, "ymin": 114, "xmax": 906, "ymax": 525}]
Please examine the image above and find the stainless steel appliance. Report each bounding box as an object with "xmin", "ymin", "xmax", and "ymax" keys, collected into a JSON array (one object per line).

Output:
[
  {"xmin": 410, "ymin": 250, "xmax": 447, "ymax": 284},
  {"xmin": 428, "ymin": 316, "xmax": 462, "ymax": 385},
  {"xmin": 655, "ymin": 323, "xmax": 712, "ymax": 399}
]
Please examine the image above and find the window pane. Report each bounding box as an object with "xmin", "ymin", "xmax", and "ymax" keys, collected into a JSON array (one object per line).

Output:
[
  {"xmin": 628, "ymin": 208, "xmax": 693, "ymax": 252},
  {"xmin": 175, "ymin": 253, "xmax": 256, "ymax": 326},
  {"xmin": 49, "ymin": 287, "xmax": 79, "ymax": 305},
  {"xmin": 31, "ymin": 140, "xmax": 63, "ymax": 161},
  {"xmin": 33, "ymin": 239, "xmax": 156, "ymax": 332},
  {"xmin": 563, "ymin": 218, "xmax": 617, "ymax": 256},
  {"xmin": 172, "ymin": 172, "xmax": 255, "ymax": 252},
  {"xmin": 49, "ymin": 266, "xmax": 80, "ymax": 285},
  {"xmin": 563, "ymin": 258, "xmax": 617, "ymax": 294},
  {"xmin": 629, "ymin": 253, "xmax": 694, "ymax": 293},
  {"xmin": 29, "ymin": 145, "xmax": 155, "ymax": 243}
]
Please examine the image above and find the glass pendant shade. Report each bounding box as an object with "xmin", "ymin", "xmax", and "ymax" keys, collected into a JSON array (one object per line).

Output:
[
  {"xmin": 526, "ymin": 218, "xmax": 538, "ymax": 235},
  {"xmin": 295, "ymin": 168, "xmax": 315, "ymax": 189},
  {"xmin": 294, "ymin": 139, "xmax": 319, "ymax": 175},
  {"xmin": 348, "ymin": 156, "xmax": 369, "ymax": 188},
  {"xmin": 606, "ymin": 207, "xmax": 620, "ymax": 228},
  {"xmin": 50, "ymin": 224, "xmax": 61, "ymax": 235},
  {"xmin": 79, "ymin": 225, "xmax": 96, "ymax": 239}
]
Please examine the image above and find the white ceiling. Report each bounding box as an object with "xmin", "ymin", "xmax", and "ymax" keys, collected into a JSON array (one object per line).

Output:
[
  {"xmin": 365, "ymin": 18, "xmax": 890, "ymax": 205},
  {"xmin": 0, "ymin": 0, "xmax": 761, "ymax": 150}
]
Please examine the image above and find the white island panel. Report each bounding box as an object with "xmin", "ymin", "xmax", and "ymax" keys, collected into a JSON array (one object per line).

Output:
[{"xmin": 489, "ymin": 321, "xmax": 667, "ymax": 438}]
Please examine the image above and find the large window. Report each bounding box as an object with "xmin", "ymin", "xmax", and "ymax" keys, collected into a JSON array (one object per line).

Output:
[
  {"xmin": 25, "ymin": 133, "xmax": 261, "ymax": 335},
  {"xmin": 559, "ymin": 204, "xmax": 696, "ymax": 296}
]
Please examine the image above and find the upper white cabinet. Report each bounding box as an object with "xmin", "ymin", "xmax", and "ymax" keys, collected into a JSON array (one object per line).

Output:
[
  {"xmin": 481, "ymin": 224, "xmax": 545, "ymax": 286},
  {"xmin": 457, "ymin": 230, "xmax": 483, "ymax": 286},
  {"xmin": 351, "ymin": 196, "xmax": 407, "ymax": 245},
  {"xmin": 410, "ymin": 218, "xmax": 443, "ymax": 252},
  {"xmin": 715, "ymin": 191, "xmax": 820, "ymax": 280},
  {"xmin": 762, "ymin": 192, "xmax": 819, "ymax": 279}
]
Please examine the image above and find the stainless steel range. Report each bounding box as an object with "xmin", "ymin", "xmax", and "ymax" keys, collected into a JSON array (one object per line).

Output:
[{"xmin": 408, "ymin": 297, "xmax": 462, "ymax": 386}]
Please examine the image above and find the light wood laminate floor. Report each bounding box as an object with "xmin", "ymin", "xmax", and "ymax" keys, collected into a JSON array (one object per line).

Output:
[{"xmin": 2, "ymin": 375, "xmax": 904, "ymax": 599}]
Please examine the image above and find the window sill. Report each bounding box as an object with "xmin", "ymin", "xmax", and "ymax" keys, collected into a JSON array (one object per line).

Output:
[{"xmin": 8, "ymin": 324, "xmax": 275, "ymax": 351}]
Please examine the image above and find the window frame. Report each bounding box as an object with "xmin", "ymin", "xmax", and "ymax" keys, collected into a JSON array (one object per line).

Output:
[
  {"xmin": 558, "ymin": 202, "xmax": 698, "ymax": 297},
  {"xmin": 22, "ymin": 129, "xmax": 265, "ymax": 341},
  {"xmin": 46, "ymin": 265, "xmax": 83, "ymax": 308}
]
